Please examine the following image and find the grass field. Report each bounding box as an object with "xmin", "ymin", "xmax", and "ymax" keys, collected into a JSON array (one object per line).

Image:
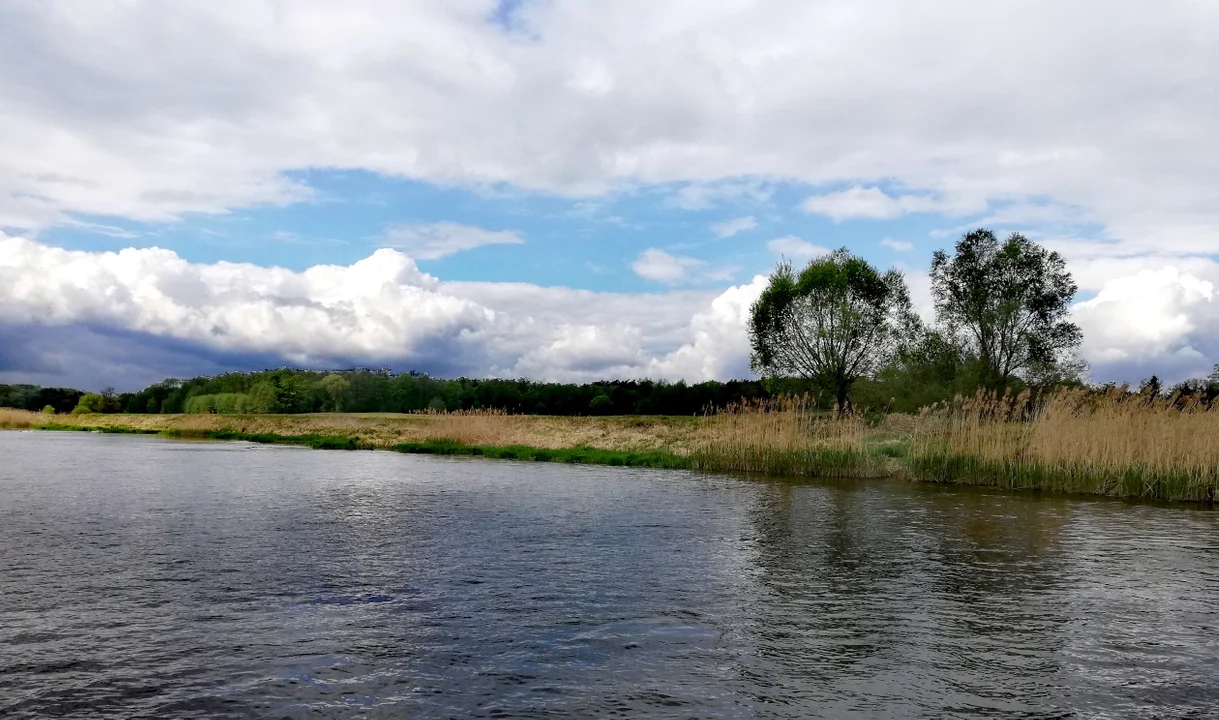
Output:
[{"xmin": 3, "ymin": 389, "xmax": 1216, "ymax": 503}]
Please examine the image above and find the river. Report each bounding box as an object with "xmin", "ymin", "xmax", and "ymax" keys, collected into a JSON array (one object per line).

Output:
[{"xmin": 1, "ymin": 431, "xmax": 1216, "ymax": 718}]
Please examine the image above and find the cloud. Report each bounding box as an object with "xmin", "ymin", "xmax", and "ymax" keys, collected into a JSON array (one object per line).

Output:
[
  {"xmin": 802, "ymin": 186, "xmax": 983, "ymax": 222},
  {"xmin": 381, "ymin": 222, "xmax": 524, "ymax": 259},
  {"xmin": 0, "ymin": 234, "xmax": 494, "ymax": 371},
  {"xmin": 631, "ymin": 248, "xmax": 705, "ymax": 284},
  {"xmin": 1072, "ymin": 265, "xmax": 1218, "ymax": 383},
  {"xmin": 0, "ymin": 234, "xmax": 745, "ymax": 389},
  {"xmin": 647, "ymin": 274, "xmax": 769, "ymax": 381},
  {"xmin": 711, "ymin": 215, "xmax": 757, "ymax": 238},
  {"xmin": 2, "ymin": 3, "xmax": 1219, "ymax": 387},
  {"xmin": 880, "ymin": 238, "xmax": 914, "ymax": 252},
  {"xmin": 668, "ymin": 181, "xmax": 773, "ymax": 211},
  {"xmin": 1, "ymin": 0, "xmax": 1217, "ymax": 262},
  {"xmin": 767, "ymin": 236, "xmax": 832, "ymax": 261}
]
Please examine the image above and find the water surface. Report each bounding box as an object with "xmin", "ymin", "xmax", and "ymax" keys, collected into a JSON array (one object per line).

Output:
[{"xmin": 1, "ymin": 431, "xmax": 1216, "ymax": 718}]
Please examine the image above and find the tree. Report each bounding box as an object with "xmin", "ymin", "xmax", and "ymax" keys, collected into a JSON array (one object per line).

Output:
[
  {"xmin": 1169, "ymin": 364, "xmax": 1219, "ymax": 406},
  {"xmin": 749, "ymin": 248, "xmax": 916, "ymax": 411},
  {"xmin": 589, "ymin": 394, "xmax": 612, "ymax": 415},
  {"xmin": 245, "ymin": 382, "xmax": 278, "ymax": 414},
  {"xmin": 317, "ymin": 374, "xmax": 351, "ymax": 412},
  {"xmin": 930, "ymin": 229, "xmax": 1082, "ymax": 390},
  {"xmin": 1138, "ymin": 375, "xmax": 1163, "ymax": 398},
  {"xmin": 100, "ymin": 387, "xmax": 123, "ymax": 413},
  {"xmin": 72, "ymin": 393, "xmax": 106, "ymax": 414}
]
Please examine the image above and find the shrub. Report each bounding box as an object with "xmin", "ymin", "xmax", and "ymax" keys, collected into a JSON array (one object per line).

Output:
[
  {"xmin": 72, "ymin": 393, "xmax": 106, "ymax": 414},
  {"xmin": 42, "ymin": 405, "xmax": 56, "ymax": 415},
  {"xmin": 589, "ymin": 394, "xmax": 613, "ymax": 414}
]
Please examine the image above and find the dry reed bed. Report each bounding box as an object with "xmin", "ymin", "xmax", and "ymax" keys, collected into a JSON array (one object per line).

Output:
[
  {"xmin": 686, "ymin": 396, "xmax": 892, "ymax": 477},
  {"xmin": 4, "ymin": 388, "xmax": 1217, "ymax": 502},
  {"xmin": 910, "ymin": 388, "xmax": 1219, "ymax": 501},
  {"xmin": 0, "ymin": 408, "xmax": 701, "ymax": 452}
]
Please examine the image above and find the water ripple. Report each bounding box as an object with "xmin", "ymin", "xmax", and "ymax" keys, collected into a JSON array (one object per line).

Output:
[{"xmin": 1, "ymin": 432, "xmax": 1216, "ymax": 718}]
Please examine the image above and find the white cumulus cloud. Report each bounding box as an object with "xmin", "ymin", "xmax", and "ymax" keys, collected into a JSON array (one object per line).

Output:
[
  {"xmin": 881, "ymin": 238, "xmax": 914, "ymax": 252},
  {"xmin": 632, "ymin": 248, "xmax": 705, "ymax": 284},
  {"xmin": 711, "ymin": 215, "xmax": 757, "ymax": 238},
  {"xmin": 802, "ymin": 187, "xmax": 983, "ymax": 222},
  {"xmin": 381, "ymin": 222, "xmax": 524, "ymax": 260},
  {"xmin": 1073, "ymin": 266, "xmax": 1218, "ymax": 381},
  {"xmin": 0, "ymin": 234, "xmax": 753, "ymax": 388},
  {"xmin": 767, "ymin": 236, "xmax": 832, "ymax": 261}
]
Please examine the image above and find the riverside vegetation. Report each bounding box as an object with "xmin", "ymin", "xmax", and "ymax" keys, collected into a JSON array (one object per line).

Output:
[
  {"xmin": 4, "ymin": 386, "xmax": 1216, "ymax": 503},
  {"xmin": 5, "ymin": 228, "xmax": 1218, "ymax": 503}
]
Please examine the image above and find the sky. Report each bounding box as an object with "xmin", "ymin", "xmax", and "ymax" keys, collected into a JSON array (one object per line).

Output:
[{"xmin": 2, "ymin": 0, "xmax": 1218, "ymax": 391}]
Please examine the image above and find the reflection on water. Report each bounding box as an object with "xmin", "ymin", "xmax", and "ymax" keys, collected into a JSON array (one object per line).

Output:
[{"xmin": 1, "ymin": 431, "xmax": 1216, "ymax": 718}]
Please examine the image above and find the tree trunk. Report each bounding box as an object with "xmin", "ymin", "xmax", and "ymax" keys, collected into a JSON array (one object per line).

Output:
[{"xmin": 835, "ymin": 381, "xmax": 851, "ymax": 415}]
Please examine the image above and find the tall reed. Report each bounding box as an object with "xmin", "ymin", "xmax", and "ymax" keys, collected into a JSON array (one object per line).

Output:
[
  {"xmin": 909, "ymin": 388, "xmax": 1219, "ymax": 501},
  {"xmin": 7, "ymin": 388, "xmax": 1217, "ymax": 502},
  {"xmin": 0, "ymin": 408, "xmax": 37, "ymax": 428},
  {"xmin": 688, "ymin": 395, "xmax": 889, "ymax": 478}
]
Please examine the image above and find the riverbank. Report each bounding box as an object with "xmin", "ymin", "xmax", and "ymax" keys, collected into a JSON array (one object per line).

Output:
[{"xmin": 3, "ymin": 391, "xmax": 1216, "ymax": 503}]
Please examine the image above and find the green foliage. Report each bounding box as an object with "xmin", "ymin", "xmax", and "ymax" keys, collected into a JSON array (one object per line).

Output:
[
  {"xmin": 1169, "ymin": 364, "xmax": 1219, "ymax": 406},
  {"xmin": 588, "ymin": 394, "xmax": 612, "ymax": 414},
  {"xmin": 49, "ymin": 368, "xmax": 775, "ymax": 417},
  {"xmin": 749, "ymin": 248, "xmax": 916, "ymax": 410},
  {"xmin": 908, "ymin": 452, "xmax": 1216, "ymax": 503},
  {"xmin": 246, "ymin": 382, "xmax": 279, "ymax": 413},
  {"xmin": 72, "ymin": 393, "xmax": 106, "ymax": 414},
  {"xmin": 183, "ymin": 393, "xmax": 251, "ymax": 414},
  {"xmin": 930, "ymin": 229, "xmax": 1082, "ymax": 389},
  {"xmin": 317, "ymin": 374, "xmax": 351, "ymax": 412},
  {"xmin": 390, "ymin": 439, "xmax": 687, "ymax": 468},
  {"xmin": 0, "ymin": 384, "xmax": 85, "ymax": 413},
  {"xmin": 42, "ymin": 405, "xmax": 56, "ymax": 415}
]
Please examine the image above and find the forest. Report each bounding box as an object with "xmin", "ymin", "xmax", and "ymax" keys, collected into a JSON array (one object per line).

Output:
[
  {"xmin": 1, "ymin": 372, "xmax": 775, "ymax": 417},
  {"xmin": 3, "ymin": 360, "xmax": 1217, "ymax": 419}
]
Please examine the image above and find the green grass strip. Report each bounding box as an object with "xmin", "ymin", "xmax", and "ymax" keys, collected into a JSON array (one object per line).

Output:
[
  {"xmin": 32, "ymin": 422, "xmax": 161, "ymax": 435},
  {"xmin": 907, "ymin": 452, "xmax": 1218, "ymax": 503},
  {"xmin": 193, "ymin": 429, "xmax": 372, "ymax": 450},
  {"xmin": 390, "ymin": 438, "xmax": 689, "ymax": 468},
  {"xmin": 14, "ymin": 423, "xmax": 1214, "ymax": 503}
]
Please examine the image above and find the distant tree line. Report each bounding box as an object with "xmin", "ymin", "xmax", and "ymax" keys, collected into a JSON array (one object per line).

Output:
[
  {"xmin": 3, "ymin": 358, "xmax": 1216, "ymax": 419},
  {"xmin": 0, "ymin": 384, "xmax": 87, "ymax": 414},
  {"xmin": 0, "ymin": 372, "xmax": 773, "ymax": 416}
]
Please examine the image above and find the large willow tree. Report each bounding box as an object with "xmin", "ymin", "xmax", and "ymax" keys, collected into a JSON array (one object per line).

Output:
[
  {"xmin": 749, "ymin": 248, "xmax": 916, "ymax": 411},
  {"xmin": 930, "ymin": 229, "xmax": 1082, "ymax": 389}
]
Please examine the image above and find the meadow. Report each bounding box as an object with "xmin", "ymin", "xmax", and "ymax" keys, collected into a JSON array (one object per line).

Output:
[{"xmin": 3, "ymin": 387, "xmax": 1216, "ymax": 503}]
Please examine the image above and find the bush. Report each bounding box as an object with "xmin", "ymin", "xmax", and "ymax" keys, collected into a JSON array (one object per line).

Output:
[
  {"xmin": 184, "ymin": 392, "xmax": 250, "ymax": 414},
  {"xmin": 72, "ymin": 393, "xmax": 106, "ymax": 414},
  {"xmin": 42, "ymin": 405, "xmax": 56, "ymax": 415},
  {"xmin": 246, "ymin": 382, "xmax": 278, "ymax": 414},
  {"xmin": 589, "ymin": 394, "xmax": 613, "ymax": 414}
]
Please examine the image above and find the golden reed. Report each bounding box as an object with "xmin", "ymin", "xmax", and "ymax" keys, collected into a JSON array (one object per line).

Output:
[
  {"xmin": 4, "ymin": 387, "xmax": 1216, "ymax": 501},
  {"xmin": 909, "ymin": 387, "xmax": 1219, "ymax": 501}
]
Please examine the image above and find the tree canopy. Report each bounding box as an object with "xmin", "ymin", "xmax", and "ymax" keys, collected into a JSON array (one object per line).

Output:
[
  {"xmin": 749, "ymin": 248, "xmax": 916, "ymax": 410},
  {"xmin": 930, "ymin": 229, "xmax": 1082, "ymax": 389}
]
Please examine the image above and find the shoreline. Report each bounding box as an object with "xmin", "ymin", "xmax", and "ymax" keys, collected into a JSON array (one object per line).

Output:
[{"xmin": 3, "ymin": 410, "xmax": 1214, "ymax": 504}]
